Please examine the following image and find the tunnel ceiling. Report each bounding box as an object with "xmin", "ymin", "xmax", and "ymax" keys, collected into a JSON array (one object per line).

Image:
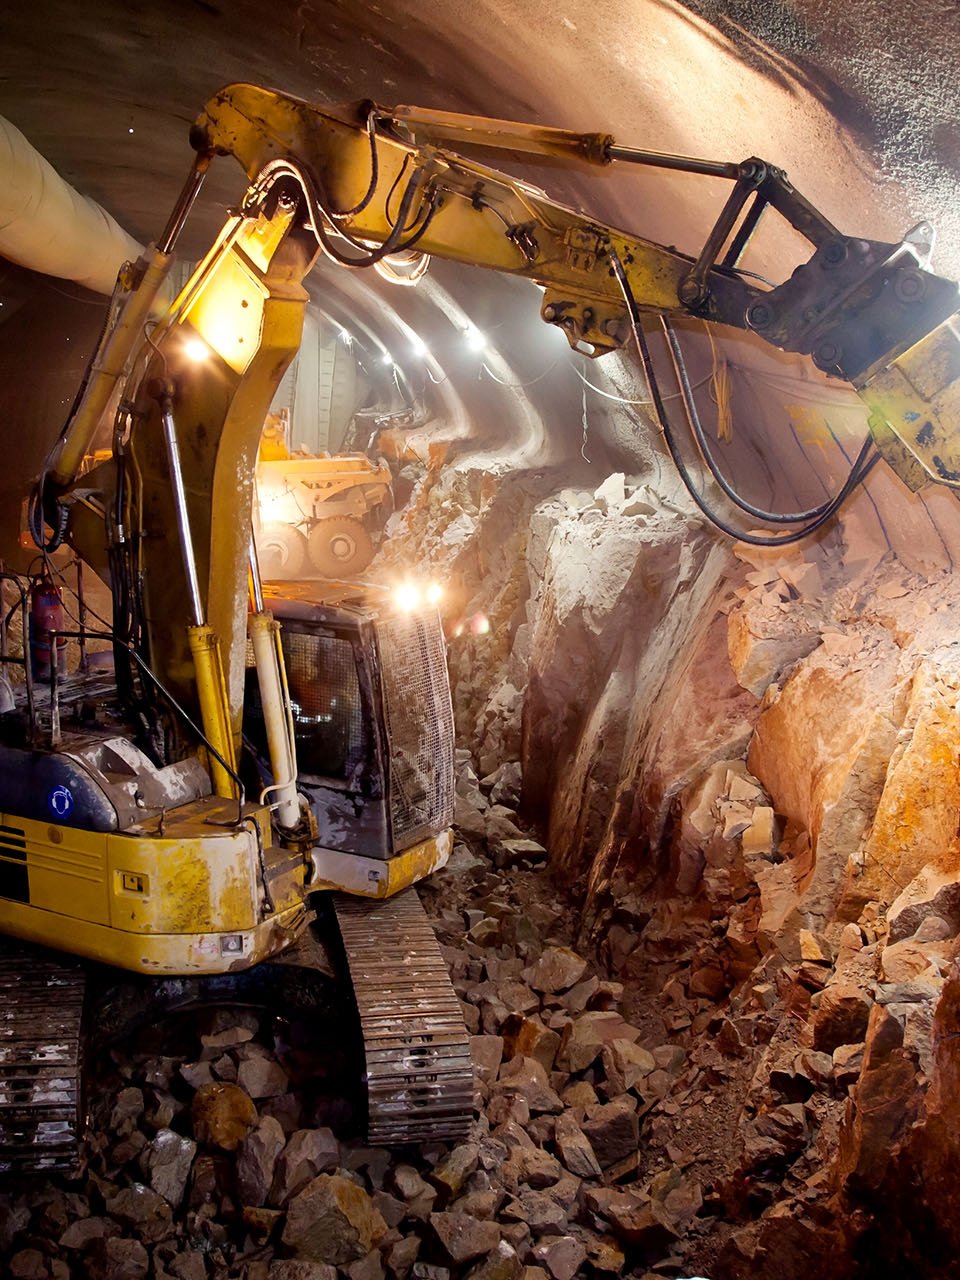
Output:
[{"xmin": 1, "ymin": 0, "xmax": 958, "ymax": 482}]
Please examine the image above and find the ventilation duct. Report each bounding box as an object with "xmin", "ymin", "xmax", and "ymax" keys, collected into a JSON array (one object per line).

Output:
[{"xmin": 0, "ymin": 114, "xmax": 143, "ymax": 296}]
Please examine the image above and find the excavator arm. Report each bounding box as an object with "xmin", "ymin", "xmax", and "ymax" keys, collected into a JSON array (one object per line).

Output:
[{"xmin": 191, "ymin": 83, "xmax": 960, "ymax": 490}]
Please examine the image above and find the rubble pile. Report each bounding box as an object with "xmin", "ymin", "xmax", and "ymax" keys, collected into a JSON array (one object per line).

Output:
[{"xmin": 0, "ymin": 738, "xmax": 952, "ymax": 1279}]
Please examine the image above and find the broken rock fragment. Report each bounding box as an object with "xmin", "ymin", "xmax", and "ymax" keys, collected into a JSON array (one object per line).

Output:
[
  {"xmin": 887, "ymin": 865, "xmax": 960, "ymax": 943},
  {"xmin": 532, "ymin": 1235, "xmax": 587, "ymax": 1280},
  {"xmin": 501, "ymin": 1014, "xmax": 561, "ymax": 1072},
  {"xmin": 191, "ymin": 1081, "xmax": 257, "ymax": 1152},
  {"xmin": 586, "ymin": 1187, "xmax": 679, "ymax": 1254},
  {"xmin": 430, "ymin": 1211, "xmax": 501, "ymax": 1264},
  {"xmin": 281, "ymin": 1174, "xmax": 387, "ymax": 1265},
  {"xmin": 270, "ymin": 1127, "xmax": 340, "ymax": 1206},
  {"xmin": 464, "ymin": 1240, "xmax": 520, "ymax": 1280},
  {"xmin": 104, "ymin": 1185, "xmax": 174, "ymax": 1244},
  {"xmin": 554, "ymin": 1112, "xmax": 602, "ymax": 1178},
  {"xmin": 811, "ymin": 984, "xmax": 873, "ymax": 1053},
  {"xmin": 429, "ymin": 1143, "xmax": 480, "ymax": 1202},
  {"xmin": 501, "ymin": 1144, "xmax": 563, "ymax": 1190},
  {"xmin": 237, "ymin": 1115, "xmax": 286, "ymax": 1207},
  {"xmin": 581, "ymin": 1098, "xmax": 640, "ymax": 1168},
  {"xmin": 492, "ymin": 1056, "xmax": 563, "ymax": 1114},
  {"xmin": 740, "ymin": 1102, "xmax": 809, "ymax": 1169},
  {"xmin": 139, "ymin": 1128, "xmax": 196, "ymax": 1207},
  {"xmin": 557, "ymin": 1012, "xmax": 641, "ymax": 1073},
  {"xmin": 471, "ymin": 1035, "xmax": 504, "ymax": 1086},
  {"xmin": 237, "ymin": 1053, "xmax": 289, "ymax": 1099},
  {"xmin": 600, "ymin": 1038, "xmax": 655, "ymax": 1095},
  {"xmin": 525, "ymin": 947, "xmax": 588, "ymax": 994},
  {"xmin": 83, "ymin": 1237, "xmax": 150, "ymax": 1280}
]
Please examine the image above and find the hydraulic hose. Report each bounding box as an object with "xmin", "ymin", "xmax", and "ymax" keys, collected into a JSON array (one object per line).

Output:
[
  {"xmin": 660, "ymin": 317, "xmax": 849, "ymax": 525},
  {"xmin": 608, "ymin": 249, "xmax": 878, "ymax": 547}
]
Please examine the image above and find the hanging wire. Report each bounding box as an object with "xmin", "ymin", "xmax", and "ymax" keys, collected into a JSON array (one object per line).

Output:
[
  {"xmin": 246, "ymin": 157, "xmax": 439, "ymax": 269},
  {"xmin": 572, "ymin": 364, "xmax": 650, "ymax": 404},
  {"xmin": 607, "ymin": 247, "xmax": 880, "ymax": 547},
  {"xmin": 479, "ymin": 359, "xmax": 561, "ymax": 388},
  {"xmin": 705, "ymin": 325, "xmax": 734, "ymax": 442},
  {"xmin": 736, "ymin": 363, "xmax": 874, "ymax": 411},
  {"xmin": 571, "ymin": 360, "xmax": 713, "ymax": 404},
  {"xmin": 580, "ymin": 376, "xmax": 591, "ymax": 463},
  {"xmin": 660, "ymin": 316, "xmax": 876, "ymax": 526}
]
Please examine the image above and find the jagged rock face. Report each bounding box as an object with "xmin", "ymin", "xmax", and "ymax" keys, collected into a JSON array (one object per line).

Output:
[
  {"xmin": 375, "ymin": 458, "xmax": 751, "ymax": 900},
  {"xmin": 361, "ymin": 423, "xmax": 960, "ymax": 1276},
  {"xmin": 375, "ymin": 446, "xmax": 960, "ymax": 954},
  {"xmin": 734, "ymin": 558, "xmax": 960, "ymax": 939},
  {"xmin": 520, "ymin": 488, "xmax": 733, "ymax": 890}
]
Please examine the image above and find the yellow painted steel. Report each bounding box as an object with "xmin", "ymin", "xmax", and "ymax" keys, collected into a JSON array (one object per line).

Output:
[
  {"xmin": 0, "ymin": 896, "xmax": 306, "ymax": 973},
  {"xmin": 191, "ymin": 84, "xmax": 960, "ymax": 490},
  {"xmin": 310, "ymin": 829, "xmax": 453, "ymax": 899},
  {"xmin": 188, "ymin": 624, "xmax": 239, "ymax": 798},
  {"xmin": 50, "ymin": 246, "xmax": 175, "ymax": 488},
  {"xmin": 857, "ymin": 318, "xmax": 960, "ymax": 489},
  {"xmin": 247, "ymin": 610, "xmax": 300, "ymax": 828},
  {"xmin": 0, "ymin": 801, "xmax": 308, "ymax": 974},
  {"xmin": 64, "ymin": 204, "xmax": 320, "ymax": 764},
  {"xmin": 388, "ymin": 104, "xmax": 614, "ymax": 165}
]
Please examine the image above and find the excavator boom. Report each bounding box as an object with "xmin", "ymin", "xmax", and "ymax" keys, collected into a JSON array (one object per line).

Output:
[{"xmin": 190, "ymin": 83, "xmax": 960, "ymax": 491}]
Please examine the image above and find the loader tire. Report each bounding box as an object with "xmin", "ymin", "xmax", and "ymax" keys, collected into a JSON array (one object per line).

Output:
[
  {"xmin": 257, "ymin": 523, "xmax": 307, "ymax": 579},
  {"xmin": 308, "ymin": 516, "xmax": 374, "ymax": 577}
]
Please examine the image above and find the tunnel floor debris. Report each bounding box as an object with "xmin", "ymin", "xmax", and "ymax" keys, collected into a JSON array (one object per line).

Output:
[{"xmin": 0, "ymin": 743, "xmax": 941, "ymax": 1280}]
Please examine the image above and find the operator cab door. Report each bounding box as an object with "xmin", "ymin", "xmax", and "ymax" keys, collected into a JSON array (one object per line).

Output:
[{"xmin": 243, "ymin": 621, "xmax": 392, "ymax": 858}]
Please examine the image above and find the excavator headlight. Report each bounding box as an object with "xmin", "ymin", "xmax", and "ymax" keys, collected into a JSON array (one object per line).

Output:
[
  {"xmin": 394, "ymin": 582, "xmax": 421, "ymax": 612},
  {"xmin": 183, "ymin": 336, "xmax": 210, "ymax": 362}
]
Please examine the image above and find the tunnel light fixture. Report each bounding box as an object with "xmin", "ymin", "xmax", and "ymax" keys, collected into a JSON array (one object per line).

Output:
[
  {"xmin": 380, "ymin": 350, "xmax": 394, "ymax": 366},
  {"xmin": 464, "ymin": 324, "xmax": 487, "ymax": 353},
  {"xmin": 409, "ymin": 333, "xmax": 429, "ymax": 358},
  {"xmin": 339, "ymin": 328, "xmax": 354, "ymax": 347},
  {"xmin": 425, "ymin": 583, "xmax": 443, "ymax": 605}
]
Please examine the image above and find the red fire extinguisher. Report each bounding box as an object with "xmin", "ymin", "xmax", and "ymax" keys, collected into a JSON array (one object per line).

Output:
[{"xmin": 29, "ymin": 572, "xmax": 67, "ymax": 682}]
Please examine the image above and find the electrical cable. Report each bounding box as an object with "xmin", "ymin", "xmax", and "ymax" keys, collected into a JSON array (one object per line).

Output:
[
  {"xmin": 571, "ymin": 361, "xmax": 714, "ymax": 405},
  {"xmin": 580, "ymin": 376, "xmax": 591, "ymax": 463},
  {"xmin": 608, "ymin": 248, "xmax": 879, "ymax": 546},
  {"xmin": 704, "ymin": 325, "xmax": 733, "ymax": 443},
  {"xmin": 384, "ymin": 154, "xmax": 412, "ymax": 227},
  {"xmin": 479, "ymin": 359, "xmax": 560, "ymax": 388}
]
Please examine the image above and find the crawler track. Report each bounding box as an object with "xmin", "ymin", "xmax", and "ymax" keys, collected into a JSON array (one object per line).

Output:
[
  {"xmin": 334, "ymin": 888, "xmax": 474, "ymax": 1145},
  {"xmin": 0, "ymin": 943, "xmax": 85, "ymax": 1174}
]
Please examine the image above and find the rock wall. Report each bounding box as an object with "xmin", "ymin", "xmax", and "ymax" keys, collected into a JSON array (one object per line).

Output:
[{"xmin": 371, "ymin": 428, "xmax": 960, "ymax": 1275}]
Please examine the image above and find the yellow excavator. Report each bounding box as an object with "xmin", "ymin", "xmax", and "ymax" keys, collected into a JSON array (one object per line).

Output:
[{"xmin": 2, "ymin": 83, "xmax": 959, "ymax": 1171}]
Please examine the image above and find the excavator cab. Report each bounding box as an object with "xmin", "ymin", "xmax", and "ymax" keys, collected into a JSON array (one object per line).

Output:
[{"xmin": 242, "ymin": 580, "xmax": 455, "ymax": 877}]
